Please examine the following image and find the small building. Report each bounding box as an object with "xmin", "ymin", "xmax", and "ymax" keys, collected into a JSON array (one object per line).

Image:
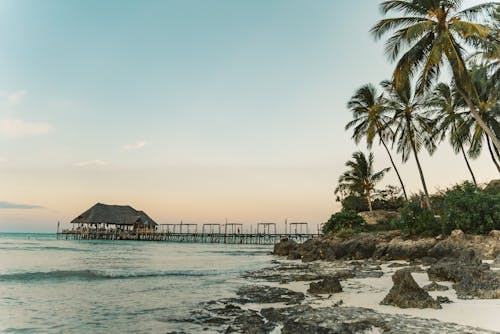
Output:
[{"xmin": 70, "ymin": 203, "xmax": 157, "ymax": 232}]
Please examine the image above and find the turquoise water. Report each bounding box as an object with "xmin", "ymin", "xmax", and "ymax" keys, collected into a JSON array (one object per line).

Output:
[{"xmin": 0, "ymin": 233, "xmax": 273, "ymax": 333}]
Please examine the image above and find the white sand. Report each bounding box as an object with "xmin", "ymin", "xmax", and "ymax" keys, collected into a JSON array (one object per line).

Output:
[{"xmin": 273, "ymin": 262, "xmax": 500, "ymax": 332}]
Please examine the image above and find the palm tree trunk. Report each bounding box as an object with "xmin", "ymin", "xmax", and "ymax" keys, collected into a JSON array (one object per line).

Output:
[
  {"xmin": 459, "ymin": 142, "xmax": 477, "ymax": 185},
  {"xmin": 456, "ymin": 86, "xmax": 500, "ymax": 153},
  {"xmin": 380, "ymin": 136, "xmax": 408, "ymax": 200},
  {"xmin": 406, "ymin": 116, "xmax": 432, "ymax": 209},
  {"xmin": 486, "ymin": 134, "xmax": 500, "ymax": 174},
  {"xmin": 366, "ymin": 190, "xmax": 373, "ymax": 212}
]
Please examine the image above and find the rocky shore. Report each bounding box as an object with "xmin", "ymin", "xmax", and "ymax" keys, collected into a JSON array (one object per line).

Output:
[{"xmin": 178, "ymin": 230, "xmax": 500, "ymax": 333}]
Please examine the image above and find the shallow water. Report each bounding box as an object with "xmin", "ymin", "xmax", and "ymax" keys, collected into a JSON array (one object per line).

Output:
[{"xmin": 0, "ymin": 233, "xmax": 272, "ymax": 333}]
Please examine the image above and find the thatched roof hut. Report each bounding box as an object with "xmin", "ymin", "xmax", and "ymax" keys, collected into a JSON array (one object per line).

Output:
[{"xmin": 71, "ymin": 203, "xmax": 157, "ymax": 227}]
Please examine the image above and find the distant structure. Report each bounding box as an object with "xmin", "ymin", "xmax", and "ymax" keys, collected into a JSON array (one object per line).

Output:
[
  {"xmin": 60, "ymin": 205, "xmax": 319, "ymax": 244},
  {"xmin": 70, "ymin": 203, "xmax": 157, "ymax": 232}
]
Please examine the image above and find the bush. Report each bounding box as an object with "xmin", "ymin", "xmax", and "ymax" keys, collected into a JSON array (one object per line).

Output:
[
  {"xmin": 392, "ymin": 200, "xmax": 440, "ymax": 236},
  {"xmin": 322, "ymin": 210, "xmax": 366, "ymax": 234},
  {"xmin": 340, "ymin": 195, "xmax": 369, "ymax": 212},
  {"xmin": 438, "ymin": 182, "xmax": 500, "ymax": 234}
]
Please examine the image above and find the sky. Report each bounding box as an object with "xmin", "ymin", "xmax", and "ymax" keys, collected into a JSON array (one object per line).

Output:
[{"xmin": 0, "ymin": 0, "xmax": 497, "ymax": 232}]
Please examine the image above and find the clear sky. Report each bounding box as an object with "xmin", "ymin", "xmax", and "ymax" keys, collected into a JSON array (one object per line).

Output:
[{"xmin": 0, "ymin": 0, "xmax": 496, "ymax": 232}]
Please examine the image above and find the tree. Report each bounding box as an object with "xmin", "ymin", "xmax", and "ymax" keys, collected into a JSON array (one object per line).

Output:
[
  {"xmin": 428, "ymin": 82, "xmax": 478, "ymax": 184},
  {"xmin": 346, "ymin": 84, "xmax": 408, "ymax": 199},
  {"xmin": 382, "ymin": 79, "xmax": 436, "ymax": 209},
  {"xmin": 466, "ymin": 63, "xmax": 500, "ymax": 173},
  {"xmin": 371, "ymin": 0, "xmax": 500, "ymax": 152},
  {"xmin": 335, "ymin": 151, "xmax": 390, "ymax": 212}
]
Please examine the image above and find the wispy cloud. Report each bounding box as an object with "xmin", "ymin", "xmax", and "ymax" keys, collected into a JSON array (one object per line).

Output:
[
  {"xmin": 0, "ymin": 119, "xmax": 52, "ymax": 138},
  {"xmin": 122, "ymin": 140, "xmax": 147, "ymax": 150},
  {"xmin": 0, "ymin": 201, "xmax": 44, "ymax": 209},
  {"xmin": 73, "ymin": 160, "xmax": 109, "ymax": 167},
  {"xmin": 1, "ymin": 90, "xmax": 27, "ymax": 105}
]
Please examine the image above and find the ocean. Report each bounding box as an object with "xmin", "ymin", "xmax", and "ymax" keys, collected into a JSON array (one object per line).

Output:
[{"xmin": 0, "ymin": 233, "xmax": 273, "ymax": 333}]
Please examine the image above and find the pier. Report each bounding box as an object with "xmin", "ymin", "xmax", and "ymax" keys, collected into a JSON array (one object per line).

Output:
[
  {"xmin": 57, "ymin": 228, "xmax": 317, "ymax": 245},
  {"xmin": 59, "ymin": 203, "xmax": 320, "ymax": 244}
]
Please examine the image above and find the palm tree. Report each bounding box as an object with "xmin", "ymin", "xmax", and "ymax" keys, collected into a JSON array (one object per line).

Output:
[
  {"xmin": 346, "ymin": 84, "xmax": 408, "ymax": 199},
  {"xmin": 335, "ymin": 151, "xmax": 390, "ymax": 212},
  {"xmin": 382, "ymin": 79, "xmax": 436, "ymax": 209},
  {"xmin": 371, "ymin": 0, "xmax": 500, "ymax": 152},
  {"xmin": 428, "ymin": 82, "xmax": 478, "ymax": 184},
  {"xmin": 466, "ymin": 62, "xmax": 500, "ymax": 173}
]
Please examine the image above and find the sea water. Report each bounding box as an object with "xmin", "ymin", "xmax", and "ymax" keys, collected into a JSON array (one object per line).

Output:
[{"xmin": 0, "ymin": 233, "xmax": 273, "ymax": 333}]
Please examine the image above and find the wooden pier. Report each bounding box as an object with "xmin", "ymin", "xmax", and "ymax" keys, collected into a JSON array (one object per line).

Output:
[
  {"xmin": 57, "ymin": 229, "xmax": 318, "ymax": 245},
  {"xmin": 60, "ymin": 204, "xmax": 321, "ymax": 245}
]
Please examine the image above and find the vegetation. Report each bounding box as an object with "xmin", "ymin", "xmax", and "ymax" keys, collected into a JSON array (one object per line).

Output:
[
  {"xmin": 335, "ymin": 151, "xmax": 390, "ymax": 212},
  {"xmin": 331, "ymin": 1, "xmax": 499, "ymax": 236},
  {"xmin": 322, "ymin": 210, "xmax": 366, "ymax": 235}
]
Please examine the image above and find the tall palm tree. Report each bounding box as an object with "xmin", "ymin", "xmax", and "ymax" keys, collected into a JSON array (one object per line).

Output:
[
  {"xmin": 466, "ymin": 62, "xmax": 500, "ymax": 173},
  {"xmin": 371, "ymin": 0, "xmax": 500, "ymax": 152},
  {"xmin": 428, "ymin": 82, "xmax": 478, "ymax": 184},
  {"xmin": 335, "ymin": 151, "xmax": 390, "ymax": 212},
  {"xmin": 383, "ymin": 79, "xmax": 436, "ymax": 209},
  {"xmin": 346, "ymin": 84, "xmax": 408, "ymax": 199}
]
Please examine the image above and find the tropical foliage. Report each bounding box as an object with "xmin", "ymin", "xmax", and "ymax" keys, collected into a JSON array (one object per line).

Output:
[{"xmin": 335, "ymin": 151, "xmax": 390, "ymax": 212}]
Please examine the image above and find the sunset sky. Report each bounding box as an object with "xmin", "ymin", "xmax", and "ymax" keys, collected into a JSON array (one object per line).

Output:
[{"xmin": 0, "ymin": 0, "xmax": 496, "ymax": 232}]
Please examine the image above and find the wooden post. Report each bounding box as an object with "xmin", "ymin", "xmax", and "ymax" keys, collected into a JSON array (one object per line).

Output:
[{"xmin": 56, "ymin": 221, "xmax": 60, "ymax": 239}]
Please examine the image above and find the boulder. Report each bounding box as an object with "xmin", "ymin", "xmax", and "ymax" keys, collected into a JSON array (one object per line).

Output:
[
  {"xmin": 307, "ymin": 277, "xmax": 342, "ymax": 295},
  {"xmin": 422, "ymin": 281, "xmax": 449, "ymax": 292},
  {"xmin": 274, "ymin": 239, "xmax": 297, "ymax": 256},
  {"xmin": 427, "ymin": 250, "xmax": 500, "ymax": 299},
  {"xmin": 381, "ymin": 269, "xmax": 441, "ymax": 309},
  {"xmin": 383, "ymin": 237, "xmax": 437, "ymax": 260}
]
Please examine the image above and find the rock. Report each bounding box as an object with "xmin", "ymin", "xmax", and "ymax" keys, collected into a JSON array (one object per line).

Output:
[
  {"xmin": 381, "ymin": 269, "xmax": 441, "ymax": 309},
  {"xmin": 384, "ymin": 237, "xmax": 437, "ymax": 260},
  {"xmin": 273, "ymin": 238, "xmax": 297, "ymax": 256},
  {"xmin": 358, "ymin": 210, "xmax": 399, "ymax": 225},
  {"xmin": 423, "ymin": 281, "xmax": 449, "ymax": 291},
  {"xmin": 287, "ymin": 250, "xmax": 302, "ymax": 260},
  {"xmin": 307, "ymin": 277, "xmax": 342, "ymax": 295},
  {"xmin": 490, "ymin": 230, "xmax": 500, "ymax": 240},
  {"xmin": 436, "ymin": 296, "xmax": 452, "ymax": 304},
  {"xmin": 233, "ymin": 312, "xmax": 273, "ymax": 334},
  {"xmin": 388, "ymin": 262, "xmax": 408, "ymax": 268},
  {"xmin": 236, "ymin": 285, "xmax": 305, "ymax": 305},
  {"xmin": 450, "ymin": 229, "xmax": 465, "ymax": 239},
  {"xmin": 427, "ymin": 250, "xmax": 500, "ymax": 299}
]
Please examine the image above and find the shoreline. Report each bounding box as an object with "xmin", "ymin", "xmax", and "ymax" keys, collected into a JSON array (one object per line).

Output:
[{"xmin": 191, "ymin": 230, "xmax": 500, "ymax": 333}]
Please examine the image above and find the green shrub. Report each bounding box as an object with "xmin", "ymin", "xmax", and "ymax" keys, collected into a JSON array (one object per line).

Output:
[
  {"xmin": 340, "ymin": 195, "xmax": 369, "ymax": 212},
  {"xmin": 438, "ymin": 182, "xmax": 500, "ymax": 234},
  {"xmin": 393, "ymin": 200, "xmax": 439, "ymax": 236},
  {"xmin": 322, "ymin": 210, "xmax": 366, "ymax": 234}
]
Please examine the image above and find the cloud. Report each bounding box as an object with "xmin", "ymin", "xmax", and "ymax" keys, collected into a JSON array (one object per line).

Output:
[
  {"xmin": 122, "ymin": 140, "xmax": 147, "ymax": 150},
  {"xmin": 1, "ymin": 90, "xmax": 27, "ymax": 105},
  {"xmin": 73, "ymin": 160, "xmax": 109, "ymax": 167},
  {"xmin": 0, "ymin": 201, "xmax": 44, "ymax": 209},
  {"xmin": 0, "ymin": 119, "xmax": 52, "ymax": 138},
  {"xmin": 8, "ymin": 90, "xmax": 27, "ymax": 105}
]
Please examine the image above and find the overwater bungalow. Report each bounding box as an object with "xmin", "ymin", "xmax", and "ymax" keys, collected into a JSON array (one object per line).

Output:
[{"xmin": 69, "ymin": 203, "xmax": 157, "ymax": 237}]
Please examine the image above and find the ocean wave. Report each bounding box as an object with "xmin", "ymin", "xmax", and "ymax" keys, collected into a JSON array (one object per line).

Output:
[{"xmin": 0, "ymin": 269, "xmax": 219, "ymax": 282}]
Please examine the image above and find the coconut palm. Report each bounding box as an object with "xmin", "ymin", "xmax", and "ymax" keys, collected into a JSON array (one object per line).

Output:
[
  {"xmin": 465, "ymin": 63, "xmax": 500, "ymax": 173},
  {"xmin": 428, "ymin": 82, "xmax": 478, "ymax": 184},
  {"xmin": 335, "ymin": 151, "xmax": 390, "ymax": 212},
  {"xmin": 382, "ymin": 79, "xmax": 436, "ymax": 209},
  {"xmin": 346, "ymin": 84, "xmax": 408, "ymax": 199},
  {"xmin": 371, "ymin": 0, "xmax": 500, "ymax": 152}
]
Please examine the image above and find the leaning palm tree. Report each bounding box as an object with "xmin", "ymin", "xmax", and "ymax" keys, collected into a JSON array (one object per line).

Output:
[
  {"xmin": 346, "ymin": 84, "xmax": 408, "ymax": 199},
  {"xmin": 371, "ymin": 0, "xmax": 500, "ymax": 152},
  {"xmin": 383, "ymin": 79, "xmax": 436, "ymax": 209},
  {"xmin": 335, "ymin": 151, "xmax": 390, "ymax": 212},
  {"xmin": 466, "ymin": 62, "xmax": 500, "ymax": 173},
  {"xmin": 428, "ymin": 82, "xmax": 478, "ymax": 184}
]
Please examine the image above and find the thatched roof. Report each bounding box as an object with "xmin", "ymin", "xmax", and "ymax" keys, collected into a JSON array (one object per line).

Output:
[{"xmin": 71, "ymin": 203, "xmax": 157, "ymax": 226}]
